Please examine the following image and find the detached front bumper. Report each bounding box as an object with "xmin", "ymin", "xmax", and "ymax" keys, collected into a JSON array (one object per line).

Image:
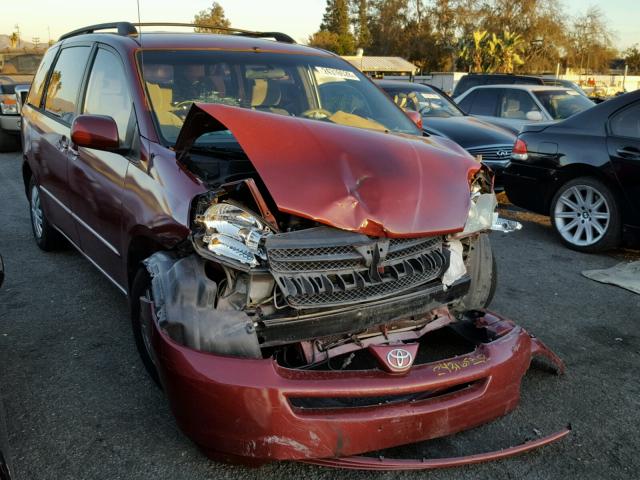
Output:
[{"xmin": 143, "ymin": 301, "xmax": 566, "ymax": 466}]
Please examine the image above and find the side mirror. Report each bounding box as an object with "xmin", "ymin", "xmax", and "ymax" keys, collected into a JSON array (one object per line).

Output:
[
  {"xmin": 0, "ymin": 255, "xmax": 4, "ymax": 288},
  {"xmin": 405, "ymin": 110, "xmax": 423, "ymax": 130},
  {"xmin": 525, "ymin": 110, "xmax": 543, "ymax": 122},
  {"xmin": 71, "ymin": 115, "xmax": 120, "ymax": 151}
]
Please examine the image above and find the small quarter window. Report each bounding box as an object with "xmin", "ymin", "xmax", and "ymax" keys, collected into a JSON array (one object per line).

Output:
[
  {"xmin": 610, "ymin": 103, "xmax": 640, "ymax": 139},
  {"xmin": 44, "ymin": 46, "xmax": 91, "ymax": 124}
]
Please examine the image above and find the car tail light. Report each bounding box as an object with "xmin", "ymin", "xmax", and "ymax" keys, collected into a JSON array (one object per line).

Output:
[{"xmin": 512, "ymin": 138, "xmax": 528, "ymax": 160}]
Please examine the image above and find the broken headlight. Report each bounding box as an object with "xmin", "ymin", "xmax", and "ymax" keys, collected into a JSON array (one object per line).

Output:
[{"xmin": 196, "ymin": 202, "xmax": 272, "ymax": 267}]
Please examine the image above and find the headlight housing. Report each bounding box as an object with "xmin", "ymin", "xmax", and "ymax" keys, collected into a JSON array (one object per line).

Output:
[
  {"xmin": 196, "ymin": 202, "xmax": 272, "ymax": 268},
  {"xmin": 0, "ymin": 94, "xmax": 18, "ymax": 115}
]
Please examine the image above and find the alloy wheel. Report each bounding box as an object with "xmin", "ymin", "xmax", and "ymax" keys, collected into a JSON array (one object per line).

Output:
[
  {"xmin": 31, "ymin": 185, "xmax": 44, "ymax": 239},
  {"xmin": 554, "ymin": 184, "xmax": 610, "ymax": 247}
]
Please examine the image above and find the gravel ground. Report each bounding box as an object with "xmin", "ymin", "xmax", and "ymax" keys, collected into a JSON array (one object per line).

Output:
[{"xmin": 0, "ymin": 151, "xmax": 638, "ymax": 480}]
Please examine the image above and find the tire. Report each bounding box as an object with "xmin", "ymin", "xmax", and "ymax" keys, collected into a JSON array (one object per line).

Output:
[
  {"xmin": 130, "ymin": 267, "xmax": 162, "ymax": 387},
  {"xmin": 453, "ymin": 234, "xmax": 497, "ymax": 313},
  {"xmin": 0, "ymin": 128, "xmax": 19, "ymax": 153},
  {"xmin": 550, "ymin": 177, "xmax": 621, "ymax": 253},
  {"xmin": 28, "ymin": 177, "xmax": 63, "ymax": 251}
]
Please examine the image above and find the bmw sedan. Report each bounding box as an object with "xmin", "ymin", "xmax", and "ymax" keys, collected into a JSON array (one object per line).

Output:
[{"xmin": 503, "ymin": 90, "xmax": 640, "ymax": 252}]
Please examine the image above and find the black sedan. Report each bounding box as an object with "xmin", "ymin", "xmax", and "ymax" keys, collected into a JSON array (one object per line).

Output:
[
  {"xmin": 503, "ymin": 90, "xmax": 640, "ymax": 252},
  {"xmin": 377, "ymin": 80, "xmax": 516, "ymax": 187}
]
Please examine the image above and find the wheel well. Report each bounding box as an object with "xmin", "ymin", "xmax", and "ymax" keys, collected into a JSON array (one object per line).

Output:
[
  {"xmin": 22, "ymin": 161, "xmax": 32, "ymax": 196},
  {"xmin": 126, "ymin": 236, "xmax": 165, "ymax": 293},
  {"xmin": 544, "ymin": 164, "xmax": 624, "ymax": 213}
]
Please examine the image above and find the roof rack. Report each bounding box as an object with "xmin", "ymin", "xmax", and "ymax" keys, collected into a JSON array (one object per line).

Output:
[
  {"xmin": 58, "ymin": 21, "xmax": 296, "ymax": 44},
  {"xmin": 59, "ymin": 22, "xmax": 138, "ymax": 41}
]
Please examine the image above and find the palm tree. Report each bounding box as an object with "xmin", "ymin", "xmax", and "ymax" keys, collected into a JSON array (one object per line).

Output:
[
  {"xmin": 459, "ymin": 30, "xmax": 487, "ymax": 73},
  {"xmin": 496, "ymin": 31, "xmax": 525, "ymax": 73},
  {"xmin": 9, "ymin": 32, "xmax": 19, "ymax": 49}
]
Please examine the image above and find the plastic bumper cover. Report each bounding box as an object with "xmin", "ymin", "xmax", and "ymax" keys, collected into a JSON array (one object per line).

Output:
[{"xmin": 143, "ymin": 300, "xmax": 566, "ymax": 466}]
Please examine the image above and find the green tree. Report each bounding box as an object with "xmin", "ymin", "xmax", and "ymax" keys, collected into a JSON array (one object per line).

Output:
[
  {"xmin": 567, "ymin": 6, "xmax": 615, "ymax": 74},
  {"xmin": 9, "ymin": 32, "xmax": 19, "ymax": 49},
  {"xmin": 459, "ymin": 30, "xmax": 488, "ymax": 72},
  {"xmin": 624, "ymin": 45, "xmax": 640, "ymax": 74},
  {"xmin": 495, "ymin": 30, "xmax": 525, "ymax": 73},
  {"xmin": 308, "ymin": 30, "xmax": 341, "ymax": 52},
  {"xmin": 353, "ymin": 0, "xmax": 371, "ymax": 48},
  {"xmin": 310, "ymin": 0, "xmax": 356, "ymax": 54},
  {"xmin": 193, "ymin": 2, "xmax": 231, "ymax": 33}
]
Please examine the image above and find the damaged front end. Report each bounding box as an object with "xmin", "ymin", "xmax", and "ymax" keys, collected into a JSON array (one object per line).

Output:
[{"xmin": 140, "ymin": 104, "xmax": 563, "ymax": 468}]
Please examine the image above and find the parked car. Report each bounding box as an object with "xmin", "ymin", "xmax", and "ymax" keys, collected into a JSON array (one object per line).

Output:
[
  {"xmin": 21, "ymin": 22, "xmax": 566, "ymax": 468},
  {"xmin": 540, "ymin": 78, "xmax": 590, "ymax": 98},
  {"xmin": 0, "ymin": 51, "xmax": 44, "ymax": 152},
  {"xmin": 452, "ymin": 73, "xmax": 545, "ymax": 98},
  {"xmin": 503, "ymin": 89, "xmax": 640, "ymax": 252},
  {"xmin": 455, "ymin": 85, "xmax": 595, "ymax": 134},
  {"xmin": 0, "ymin": 253, "xmax": 11, "ymax": 480},
  {"xmin": 377, "ymin": 80, "xmax": 516, "ymax": 187}
]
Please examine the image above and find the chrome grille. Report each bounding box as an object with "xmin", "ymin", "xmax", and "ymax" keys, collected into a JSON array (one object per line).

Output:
[
  {"xmin": 266, "ymin": 229, "xmax": 446, "ymax": 309},
  {"xmin": 467, "ymin": 145, "xmax": 513, "ymax": 163}
]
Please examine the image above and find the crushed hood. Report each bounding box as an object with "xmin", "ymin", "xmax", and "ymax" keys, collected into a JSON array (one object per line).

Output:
[{"xmin": 176, "ymin": 103, "xmax": 480, "ymax": 237}]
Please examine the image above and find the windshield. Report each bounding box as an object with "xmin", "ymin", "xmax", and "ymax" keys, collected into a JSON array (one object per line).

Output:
[
  {"xmin": 384, "ymin": 85, "xmax": 463, "ymax": 118},
  {"xmin": 534, "ymin": 89, "xmax": 594, "ymax": 120},
  {"xmin": 138, "ymin": 50, "xmax": 419, "ymax": 145},
  {"xmin": 0, "ymin": 52, "xmax": 43, "ymax": 75}
]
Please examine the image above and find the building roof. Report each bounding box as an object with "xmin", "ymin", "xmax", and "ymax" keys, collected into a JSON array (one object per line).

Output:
[{"xmin": 342, "ymin": 56, "xmax": 417, "ymax": 74}]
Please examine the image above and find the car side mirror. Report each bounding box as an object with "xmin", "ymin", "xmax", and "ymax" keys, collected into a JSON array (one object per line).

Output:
[
  {"xmin": 0, "ymin": 254, "xmax": 4, "ymax": 288},
  {"xmin": 405, "ymin": 110, "xmax": 423, "ymax": 130},
  {"xmin": 71, "ymin": 115, "xmax": 120, "ymax": 151},
  {"xmin": 526, "ymin": 111, "xmax": 543, "ymax": 122}
]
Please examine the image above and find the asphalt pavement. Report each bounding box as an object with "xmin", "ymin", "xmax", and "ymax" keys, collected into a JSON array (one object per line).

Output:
[{"xmin": 0, "ymin": 151, "xmax": 638, "ymax": 479}]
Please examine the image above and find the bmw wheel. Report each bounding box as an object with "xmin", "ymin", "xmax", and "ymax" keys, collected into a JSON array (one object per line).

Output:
[{"xmin": 550, "ymin": 177, "xmax": 621, "ymax": 252}]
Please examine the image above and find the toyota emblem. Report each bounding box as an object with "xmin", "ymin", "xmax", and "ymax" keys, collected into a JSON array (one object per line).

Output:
[{"xmin": 386, "ymin": 348, "xmax": 413, "ymax": 371}]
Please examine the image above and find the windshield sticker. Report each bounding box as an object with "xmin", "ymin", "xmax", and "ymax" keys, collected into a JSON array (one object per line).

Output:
[
  {"xmin": 421, "ymin": 93, "xmax": 441, "ymax": 100},
  {"xmin": 314, "ymin": 66, "xmax": 360, "ymax": 81},
  {"xmin": 565, "ymin": 90, "xmax": 579, "ymax": 95}
]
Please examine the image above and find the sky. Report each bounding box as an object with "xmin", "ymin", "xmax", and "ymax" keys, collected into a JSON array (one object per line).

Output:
[{"xmin": 0, "ymin": 0, "xmax": 638, "ymax": 50}]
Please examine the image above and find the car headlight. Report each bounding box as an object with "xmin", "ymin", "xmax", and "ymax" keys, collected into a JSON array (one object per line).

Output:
[
  {"xmin": 196, "ymin": 202, "xmax": 272, "ymax": 267},
  {"xmin": 0, "ymin": 94, "xmax": 18, "ymax": 115}
]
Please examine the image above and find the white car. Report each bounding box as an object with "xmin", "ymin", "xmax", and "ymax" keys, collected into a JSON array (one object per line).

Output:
[{"xmin": 454, "ymin": 85, "xmax": 595, "ymax": 134}]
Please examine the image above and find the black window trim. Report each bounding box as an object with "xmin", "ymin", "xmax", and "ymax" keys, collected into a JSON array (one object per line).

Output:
[{"xmin": 40, "ymin": 41, "xmax": 96, "ymax": 127}]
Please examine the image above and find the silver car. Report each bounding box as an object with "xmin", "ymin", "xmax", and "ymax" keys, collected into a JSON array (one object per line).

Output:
[{"xmin": 454, "ymin": 85, "xmax": 595, "ymax": 134}]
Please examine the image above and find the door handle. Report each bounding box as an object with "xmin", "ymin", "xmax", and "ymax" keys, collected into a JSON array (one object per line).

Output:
[
  {"xmin": 616, "ymin": 147, "xmax": 640, "ymax": 159},
  {"xmin": 57, "ymin": 135, "xmax": 69, "ymax": 151}
]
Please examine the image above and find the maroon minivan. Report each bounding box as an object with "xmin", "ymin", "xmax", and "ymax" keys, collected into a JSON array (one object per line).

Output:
[{"xmin": 20, "ymin": 22, "xmax": 565, "ymax": 470}]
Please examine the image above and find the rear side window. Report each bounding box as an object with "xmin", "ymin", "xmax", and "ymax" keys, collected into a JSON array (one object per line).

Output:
[
  {"xmin": 26, "ymin": 46, "xmax": 59, "ymax": 108},
  {"xmin": 44, "ymin": 46, "xmax": 91, "ymax": 124},
  {"xmin": 468, "ymin": 89, "xmax": 500, "ymax": 116},
  {"xmin": 83, "ymin": 49, "xmax": 134, "ymax": 144},
  {"xmin": 609, "ymin": 103, "xmax": 640, "ymax": 139},
  {"xmin": 498, "ymin": 90, "xmax": 540, "ymax": 119}
]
